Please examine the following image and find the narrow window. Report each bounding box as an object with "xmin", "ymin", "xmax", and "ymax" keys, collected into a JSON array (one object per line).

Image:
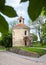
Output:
[
  {"xmin": 25, "ymin": 31, "xmax": 27, "ymax": 35},
  {"xmin": 19, "ymin": 20, "xmax": 21, "ymax": 23}
]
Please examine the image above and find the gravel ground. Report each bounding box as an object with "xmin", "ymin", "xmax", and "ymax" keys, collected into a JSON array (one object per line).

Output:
[{"xmin": 0, "ymin": 51, "xmax": 46, "ymax": 65}]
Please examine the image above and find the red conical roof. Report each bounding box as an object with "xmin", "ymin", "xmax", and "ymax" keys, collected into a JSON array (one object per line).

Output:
[{"xmin": 16, "ymin": 23, "xmax": 25, "ymax": 26}]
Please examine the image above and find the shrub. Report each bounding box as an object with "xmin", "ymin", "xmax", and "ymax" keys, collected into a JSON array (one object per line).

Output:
[
  {"xmin": 31, "ymin": 33, "xmax": 37, "ymax": 43},
  {"xmin": 1, "ymin": 33, "xmax": 12, "ymax": 48},
  {"xmin": 42, "ymin": 38, "xmax": 46, "ymax": 45}
]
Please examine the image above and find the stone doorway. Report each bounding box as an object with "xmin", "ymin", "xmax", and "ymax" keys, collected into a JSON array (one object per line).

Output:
[
  {"xmin": 23, "ymin": 36, "xmax": 30, "ymax": 46},
  {"xmin": 25, "ymin": 40, "xmax": 27, "ymax": 46}
]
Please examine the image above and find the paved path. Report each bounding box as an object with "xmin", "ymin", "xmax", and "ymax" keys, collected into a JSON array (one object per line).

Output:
[{"xmin": 0, "ymin": 51, "xmax": 46, "ymax": 65}]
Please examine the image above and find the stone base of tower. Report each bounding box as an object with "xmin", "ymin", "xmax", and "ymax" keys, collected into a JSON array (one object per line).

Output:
[
  {"xmin": 12, "ymin": 39, "xmax": 30, "ymax": 47},
  {"xmin": 12, "ymin": 39, "xmax": 25, "ymax": 47}
]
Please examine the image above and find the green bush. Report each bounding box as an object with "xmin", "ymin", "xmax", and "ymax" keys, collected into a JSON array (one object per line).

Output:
[
  {"xmin": 32, "ymin": 43, "xmax": 41, "ymax": 47},
  {"xmin": 40, "ymin": 37, "xmax": 46, "ymax": 46},
  {"xmin": 31, "ymin": 33, "xmax": 37, "ymax": 44},
  {"xmin": 41, "ymin": 22, "xmax": 46, "ymax": 45},
  {"xmin": 0, "ymin": 33, "xmax": 12, "ymax": 48},
  {"xmin": 31, "ymin": 34, "xmax": 37, "ymax": 41}
]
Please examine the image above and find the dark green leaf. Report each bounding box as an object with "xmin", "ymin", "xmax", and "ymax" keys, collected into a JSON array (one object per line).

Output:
[
  {"xmin": 28, "ymin": 0, "xmax": 43, "ymax": 21},
  {"xmin": 0, "ymin": 0, "xmax": 5, "ymax": 11},
  {"xmin": 21, "ymin": 0, "xmax": 27, "ymax": 2},
  {"xmin": 0, "ymin": 15, "xmax": 9, "ymax": 33},
  {"xmin": 43, "ymin": 7, "xmax": 46, "ymax": 15},
  {"xmin": 43, "ymin": 0, "xmax": 46, "ymax": 15},
  {"xmin": 0, "ymin": 0, "xmax": 5, "ymax": 5},
  {"xmin": 1, "ymin": 6, "xmax": 17, "ymax": 17}
]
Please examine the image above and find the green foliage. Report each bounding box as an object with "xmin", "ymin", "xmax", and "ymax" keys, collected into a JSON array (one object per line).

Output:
[
  {"xmin": 0, "ymin": 0, "xmax": 17, "ymax": 33},
  {"xmin": 32, "ymin": 42, "xmax": 46, "ymax": 48},
  {"xmin": 41, "ymin": 22, "xmax": 46, "ymax": 38},
  {"xmin": 41, "ymin": 22, "xmax": 46, "ymax": 45},
  {"xmin": 0, "ymin": 0, "xmax": 5, "ymax": 10},
  {"xmin": 0, "ymin": 33, "xmax": 12, "ymax": 48},
  {"xmin": 21, "ymin": 0, "xmax": 46, "ymax": 21},
  {"xmin": 0, "ymin": 47, "xmax": 6, "ymax": 51},
  {"xmin": 0, "ymin": 0, "xmax": 17, "ymax": 17},
  {"xmin": 1, "ymin": 6, "xmax": 17, "ymax": 17},
  {"xmin": 32, "ymin": 43, "xmax": 42, "ymax": 47},
  {"xmin": 21, "ymin": 0, "xmax": 27, "ymax": 2},
  {"xmin": 0, "ymin": 36, "xmax": 2, "ymax": 41},
  {"xmin": 0, "ymin": 15, "xmax": 9, "ymax": 33},
  {"xmin": 28, "ymin": 0, "xmax": 43, "ymax": 21},
  {"xmin": 31, "ymin": 33, "xmax": 37, "ymax": 41}
]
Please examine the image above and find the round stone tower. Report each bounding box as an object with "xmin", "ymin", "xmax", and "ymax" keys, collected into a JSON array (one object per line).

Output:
[{"xmin": 12, "ymin": 16, "xmax": 31, "ymax": 46}]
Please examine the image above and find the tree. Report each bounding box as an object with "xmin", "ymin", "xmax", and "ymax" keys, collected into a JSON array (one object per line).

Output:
[
  {"xmin": 21, "ymin": 0, "xmax": 46, "ymax": 21},
  {"xmin": 0, "ymin": 33, "xmax": 12, "ymax": 48},
  {"xmin": 34, "ymin": 16, "xmax": 44, "ymax": 41},
  {"xmin": 0, "ymin": 0, "xmax": 17, "ymax": 33},
  {"xmin": 41, "ymin": 21, "xmax": 46, "ymax": 38},
  {"xmin": 41, "ymin": 21, "xmax": 46, "ymax": 45},
  {"xmin": 31, "ymin": 33, "xmax": 37, "ymax": 41}
]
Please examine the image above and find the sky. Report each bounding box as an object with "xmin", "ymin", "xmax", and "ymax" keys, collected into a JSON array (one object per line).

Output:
[{"xmin": 1, "ymin": 0, "xmax": 30, "ymax": 25}]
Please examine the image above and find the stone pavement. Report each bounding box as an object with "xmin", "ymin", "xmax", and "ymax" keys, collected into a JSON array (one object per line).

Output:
[{"xmin": 0, "ymin": 51, "xmax": 46, "ymax": 65}]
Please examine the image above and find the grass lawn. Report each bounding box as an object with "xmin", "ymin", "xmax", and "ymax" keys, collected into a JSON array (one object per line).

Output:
[
  {"xmin": 0, "ymin": 46, "xmax": 7, "ymax": 51},
  {"xmin": 32, "ymin": 42, "xmax": 46, "ymax": 48},
  {"xmin": 16, "ymin": 47, "xmax": 46, "ymax": 56}
]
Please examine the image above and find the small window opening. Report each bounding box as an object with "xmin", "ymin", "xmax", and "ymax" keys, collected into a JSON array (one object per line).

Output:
[
  {"xmin": 25, "ymin": 31, "xmax": 27, "ymax": 35},
  {"xmin": 19, "ymin": 20, "xmax": 21, "ymax": 23}
]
